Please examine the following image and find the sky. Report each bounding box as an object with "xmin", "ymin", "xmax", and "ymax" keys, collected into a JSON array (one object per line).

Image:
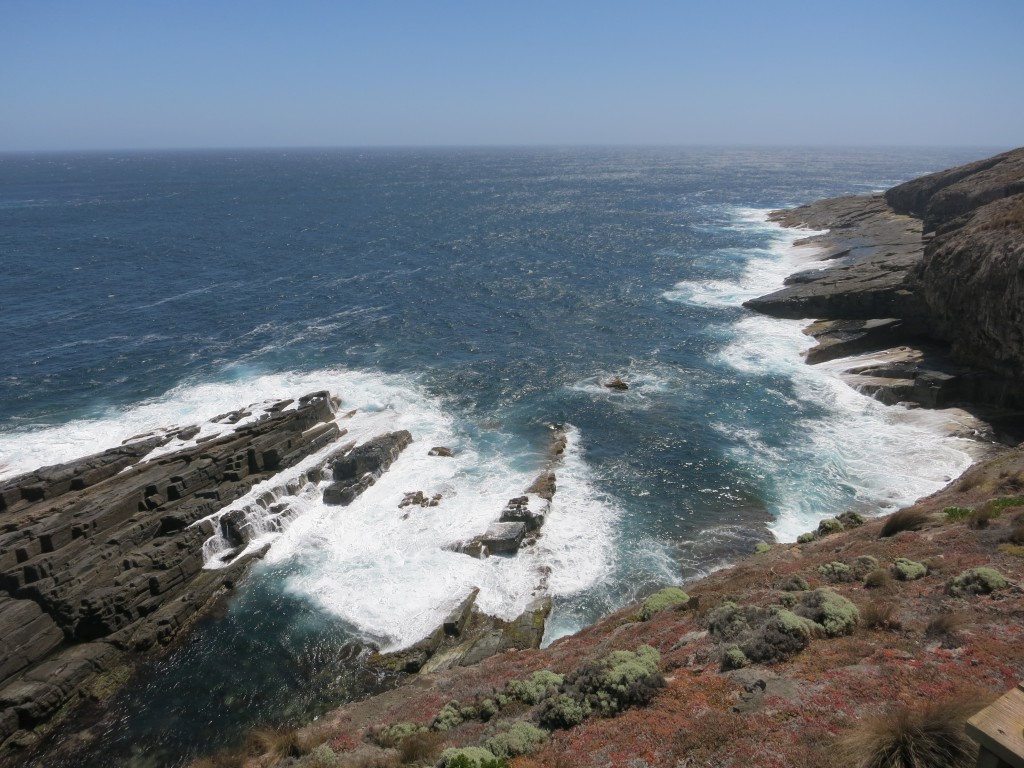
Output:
[{"xmin": 2, "ymin": 0, "xmax": 1022, "ymax": 151}]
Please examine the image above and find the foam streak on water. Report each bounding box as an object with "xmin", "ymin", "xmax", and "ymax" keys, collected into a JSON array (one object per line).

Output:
[{"xmin": 664, "ymin": 208, "xmax": 976, "ymax": 541}]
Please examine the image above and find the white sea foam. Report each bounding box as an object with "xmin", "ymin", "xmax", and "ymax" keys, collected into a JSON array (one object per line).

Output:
[
  {"xmin": 568, "ymin": 365, "xmax": 674, "ymax": 409},
  {"xmin": 662, "ymin": 209, "xmax": 827, "ymax": 308},
  {"xmin": 687, "ymin": 208, "xmax": 976, "ymax": 540},
  {"xmin": 257, "ymin": 423, "xmax": 621, "ymax": 650}
]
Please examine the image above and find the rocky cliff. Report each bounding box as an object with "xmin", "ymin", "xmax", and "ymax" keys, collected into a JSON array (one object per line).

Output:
[{"xmin": 745, "ymin": 146, "xmax": 1024, "ymax": 413}]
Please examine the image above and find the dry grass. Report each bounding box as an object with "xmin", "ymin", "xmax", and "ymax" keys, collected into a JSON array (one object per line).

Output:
[
  {"xmin": 397, "ymin": 731, "xmax": 445, "ymax": 765},
  {"xmin": 864, "ymin": 568, "xmax": 894, "ymax": 590},
  {"xmin": 925, "ymin": 612, "xmax": 969, "ymax": 640},
  {"xmin": 861, "ymin": 601, "xmax": 900, "ymax": 631},
  {"xmin": 245, "ymin": 724, "xmax": 330, "ymax": 760},
  {"xmin": 967, "ymin": 508, "xmax": 994, "ymax": 529},
  {"xmin": 250, "ymin": 727, "xmax": 303, "ymax": 759},
  {"xmin": 880, "ymin": 509, "xmax": 930, "ymax": 538},
  {"xmin": 1004, "ymin": 524, "xmax": 1024, "ymax": 545},
  {"xmin": 838, "ymin": 696, "xmax": 987, "ymax": 768}
]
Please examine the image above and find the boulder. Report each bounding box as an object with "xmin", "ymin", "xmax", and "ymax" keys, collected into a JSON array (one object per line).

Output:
[
  {"xmin": 499, "ymin": 495, "xmax": 548, "ymax": 531},
  {"xmin": 443, "ymin": 588, "xmax": 480, "ymax": 637},
  {"xmin": 477, "ymin": 522, "xmax": 527, "ymax": 555},
  {"xmin": 325, "ymin": 431, "xmax": 413, "ymax": 506}
]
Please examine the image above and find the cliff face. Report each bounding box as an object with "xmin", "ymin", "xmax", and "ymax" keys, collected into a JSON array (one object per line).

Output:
[
  {"xmin": 887, "ymin": 148, "xmax": 1024, "ymax": 383},
  {"xmin": 745, "ymin": 146, "xmax": 1024, "ymax": 410},
  {"xmin": 885, "ymin": 147, "xmax": 1024, "ymax": 231}
]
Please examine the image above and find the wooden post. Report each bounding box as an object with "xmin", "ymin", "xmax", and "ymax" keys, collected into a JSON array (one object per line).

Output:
[{"xmin": 966, "ymin": 683, "xmax": 1024, "ymax": 768}]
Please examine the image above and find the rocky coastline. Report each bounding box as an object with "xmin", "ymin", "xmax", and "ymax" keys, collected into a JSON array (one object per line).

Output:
[
  {"xmin": 745, "ymin": 146, "xmax": 1024, "ymax": 436},
  {"xmin": 0, "ymin": 393, "xmax": 566, "ymax": 765},
  {"xmin": 1, "ymin": 147, "xmax": 1022, "ymax": 767}
]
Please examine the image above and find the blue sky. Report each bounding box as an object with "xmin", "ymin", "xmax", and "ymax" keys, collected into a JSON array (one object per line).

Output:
[{"xmin": 2, "ymin": 0, "xmax": 1022, "ymax": 150}]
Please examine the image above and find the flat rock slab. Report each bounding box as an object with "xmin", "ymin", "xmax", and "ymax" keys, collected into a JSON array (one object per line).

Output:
[
  {"xmin": 478, "ymin": 522, "xmax": 528, "ymax": 554},
  {"xmin": 745, "ymin": 194, "xmax": 925, "ymax": 321}
]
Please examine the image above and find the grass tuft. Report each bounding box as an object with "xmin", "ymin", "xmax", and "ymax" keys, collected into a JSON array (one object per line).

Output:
[
  {"xmin": 880, "ymin": 509, "xmax": 930, "ymax": 538},
  {"xmin": 925, "ymin": 612, "xmax": 968, "ymax": 640},
  {"xmin": 839, "ymin": 697, "xmax": 985, "ymax": 768},
  {"xmin": 861, "ymin": 601, "xmax": 899, "ymax": 631}
]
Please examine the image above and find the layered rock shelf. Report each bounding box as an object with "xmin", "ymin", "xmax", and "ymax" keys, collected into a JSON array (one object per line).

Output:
[
  {"xmin": 745, "ymin": 147, "xmax": 1024, "ymax": 423},
  {"xmin": 0, "ymin": 392, "xmax": 569, "ymax": 760},
  {"xmin": 0, "ymin": 392, "xmax": 434, "ymax": 755}
]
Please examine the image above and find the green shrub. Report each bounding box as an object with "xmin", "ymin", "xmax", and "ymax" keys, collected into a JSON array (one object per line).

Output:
[
  {"xmin": 778, "ymin": 592, "xmax": 799, "ymax": 608},
  {"xmin": 817, "ymin": 518, "xmax": 845, "ymax": 536},
  {"xmin": 999, "ymin": 543, "xmax": 1024, "ymax": 558},
  {"xmin": 946, "ymin": 567, "xmax": 1009, "ymax": 597},
  {"xmin": 892, "ymin": 558, "xmax": 926, "ymax": 581},
  {"xmin": 537, "ymin": 646, "xmax": 664, "ymax": 729},
  {"xmin": 707, "ymin": 601, "xmax": 755, "ymax": 642},
  {"xmin": 797, "ymin": 532, "xmax": 816, "ymax": 544},
  {"xmin": 985, "ymin": 496, "xmax": 1024, "ymax": 511},
  {"xmin": 743, "ymin": 608, "xmax": 819, "ymax": 663},
  {"xmin": 299, "ymin": 744, "xmax": 340, "ymax": 768},
  {"xmin": 538, "ymin": 693, "xmax": 591, "ymax": 729},
  {"xmin": 639, "ymin": 587, "xmax": 690, "ymax": 620},
  {"xmin": 797, "ymin": 589, "xmax": 859, "ymax": 637},
  {"xmin": 709, "ymin": 602, "xmax": 819, "ymax": 665},
  {"xmin": 853, "ymin": 556, "xmax": 879, "ymax": 577},
  {"xmin": 721, "ymin": 645, "xmax": 750, "ymax": 670},
  {"xmin": 438, "ymin": 747, "xmax": 507, "ymax": 768},
  {"xmin": 754, "ymin": 541, "xmax": 772, "ymax": 554},
  {"xmin": 944, "ymin": 506, "xmax": 973, "ymax": 521},
  {"xmin": 478, "ymin": 698, "xmax": 499, "ymax": 721},
  {"xmin": 370, "ymin": 720, "xmax": 422, "ymax": 747},
  {"xmin": 837, "ymin": 511, "xmax": 866, "ymax": 528},
  {"xmin": 505, "ymin": 670, "xmax": 564, "ymax": 705},
  {"xmin": 780, "ymin": 574, "xmax": 809, "ymax": 592},
  {"xmin": 818, "ymin": 561, "xmax": 855, "ymax": 583},
  {"xmin": 484, "ymin": 721, "xmax": 549, "ymax": 759},
  {"xmin": 431, "ymin": 701, "xmax": 466, "ymax": 731}
]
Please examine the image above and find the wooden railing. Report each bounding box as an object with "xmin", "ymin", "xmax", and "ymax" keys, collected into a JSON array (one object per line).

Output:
[{"xmin": 967, "ymin": 683, "xmax": 1024, "ymax": 768}]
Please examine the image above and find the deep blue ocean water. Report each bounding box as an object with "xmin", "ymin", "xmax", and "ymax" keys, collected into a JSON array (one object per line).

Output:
[{"xmin": 0, "ymin": 146, "xmax": 994, "ymax": 764}]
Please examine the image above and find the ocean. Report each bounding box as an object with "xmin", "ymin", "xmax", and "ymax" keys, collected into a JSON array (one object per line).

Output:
[{"xmin": 0, "ymin": 146, "xmax": 991, "ymax": 764}]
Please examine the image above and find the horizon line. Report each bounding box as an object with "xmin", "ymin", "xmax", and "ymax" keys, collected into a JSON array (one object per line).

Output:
[{"xmin": 0, "ymin": 141, "xmax": 1017, "ymax": 156}]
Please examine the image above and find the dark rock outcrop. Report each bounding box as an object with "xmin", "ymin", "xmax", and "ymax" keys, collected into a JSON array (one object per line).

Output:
[
  {"xmin": 912, "ymin": 194, "xmax": 1024, "ymax": 384},
  {"xmin": 885, "ymin": 147, "xmax": 1024, "ymax": 231},
  {"xmin": 0, "ymin": 392, "xmax": 346, "ymax": 754},
  {"xmin": 369, "ymin": 595, "xmax": 553, "ymax": 675},
  {"xmin": 746, "ymin": 146, "xmax": 1024, "ymax": 413},
  {"xmin": 743, "ymin": 195, "xmax": 927, "ymax": 324},
  {"xmin": 323, "ymin": 430, "xmax": 412, "ymax": 506}
]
